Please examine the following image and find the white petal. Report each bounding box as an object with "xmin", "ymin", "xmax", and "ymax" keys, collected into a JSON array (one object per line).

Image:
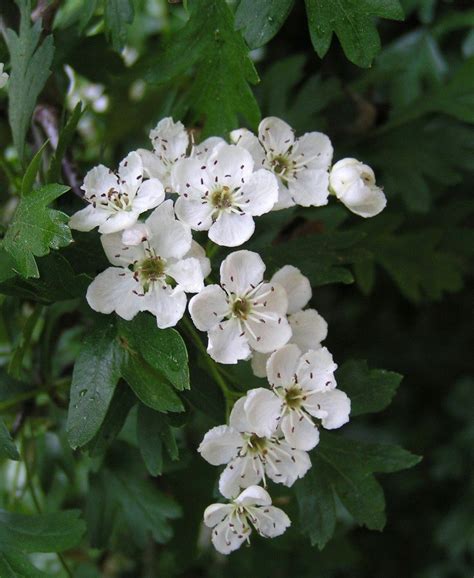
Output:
[
  {"xmin": 254, "ymin": 281, "xmax": 289, "ymax": 316},
  {"xmin": 273, "ymin": 180, "xmax": 296, "ymax": 211},
  {"xmin": 304, "ymin": 389, "xmax": 351, "ymax": 429},
  {"xmin": 296, "ymin": 347, "xmax": 338, "ymax": 391},
  {"xmin": 239, "ymin": 169, "xmax": 278, "ymax": 216},
  {"xmin": 243, "ymin": 388, "xmax": 282, "ymax": 438},
  {"xmin": 252, "ymin": 505, "xmax": 291, "ymax": 538},
  {"xmin": 142, "ymin": 285, "xmax": 187, "ymax": 329},
  {"xmin": 296, "ymin": 131, "xmax": 333, "ymax": 170},
  {"xmin": 118, "ymin": 151, "xmax": 143, "ymax": 199},
  {"xmin": 121, "ymin": 223, "xmax": 150, "ymax": 247},
  {"xmin": 69, "ymin": 204, "xmax": 108, "ymax": 231},
  {"xmin": 188, "ymin": 285, "xmax": 228, "ymax": 331},
  {"xmin": 146, "ymin": 199, "xmax": 192, "ymax": 259},
  {"xmin": 184, "ymin": 241, "xmax": 211, "ymax": 278},
  {"xmin": 86, "ymin": 268, "xmax": 143, "ymax": 320},
  {"xmin": 208, "ymin": 212, "xmax": 255, "ymax": 247},
  {"xmin": 203, "ymin": 503, "xmax": 233, "ymax": 528},
  {"xmin": 166, "ymin": 257, "xmax": 204, "ymax": 293},
  {"xmin": 266, "ymin": 344, "xmax": 301, "ymax": 388},
  {"xmin": 229, "ymin": 396, "xmax": 251, "ymax": 433},
  {"xmin": 250, "ymin": 352, "xmax": 270, "ymax": 379},
  {"xmin": 245, "ymin": 314, "xmax": 292, "ymax": 354},
  {"xmin": 220, "ymin": 250, "xmax": 265, "ymax": 295},
  {"xmin": 207, "ymin": 144, "xmax": 254, "ymax": 187},
  {"xmin": 133, "ymin": 178, "xmax": 165, "ymax": 212},
  {"xmin": 211, "ymin": 518, "xmax": 249, "ymax": 554},
  {"xmin": 136, "ymin": 148, "xmax": 166, "ymax": 180},
  {"xmin": 288, "ymin": 169, "xmax": 329, "ymax": 207},
  {"xmin": 98, "ymin": 210, "xmax": 140, "ymax": 234},
  {"xmin": 174, "ymin": 197, "xmax": 214, "ymax": 231},
  {"xmin": 193, "ymin": 136, "xmax": 226, "ymax": 160},
  {"xmin": 338, "ymin": 182, "xmax": 387, "ymax": 218},
  {"xmin": 219, "ymin": 456, "xmax": 260, "ymax": 498},
  {"xmin": 280, "ymin": 412, "xmax": 320, "ymax": 451},
  {"xmin": 150, "ymin": 117, "xmax": 189, "ymax": 161},
  {"xmin": 172, "ymin": 157, "xmax": 210, "ymax": 196},
  {"xmin": 198, "ymin": 425, "xmax": 242, "ymax": 466},
  {"xmin": 235, "ymin": 485, "xmax": 272, "ymax": 507},
  {"xmin": 289, "ymin": 309, "xmax": 328, "ymax": 352},
  {"xmin": 230, "ymin": 128, "xmax": 266, "ymax": 166},
  {"xmin": 271, "ymin": 265, "xmax": 311, "ymax": 314},
  {"xmin": 207, "ymin": 318, "xmax": 251, "ymax": 364},
  {"xmin": 266, "ymin": 443, "xmax": 311, "ymax": 486},
  {"xmin": 101, "ymin": 231, "xmax": 145, "ymax": 266},
  {"xmin": 82, "ymin": 164, "xmax": 118, "ymax": 199},
  {"xmin": 258, "ymin": 117, "xmax": 295, "ymax": 156}
]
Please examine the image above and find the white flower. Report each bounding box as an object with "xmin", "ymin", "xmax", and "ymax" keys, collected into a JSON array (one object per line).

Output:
[
  {"xmin": 0, "ymin": 64, "xmax": 8, "ymax": 89},
  {"xmin": 251, "ymin": 265, "xmax": 328, "ymax": 377},
  {"xmin": 86, "ymin": 200, "xmax": 208, "ymax": 328},
  {"xmin": 329, "ymin": 158, "xmax": 387, "ymax": 218},
  {"xmin": 173, "ymin": 143, "xmax": 278, "ymax": 247},
  {"xmin": 199, "ymin": 394, "xmax": 311, "ymax": 498},
  {"xmin": 137, "ymin": 117, "xmax": 189, "ymax": 191},
  {"xmin": 204, "ymin": 485, "xmax": 290, "ymax": 555},
  {"xmin": 69, "ymin": 152, "xmax": 164, "ymax": 234},
  {"xmin": 189, "ymin": 250, "xmax": 292, "ymax": 364},
  {"xmin": 244, "ymin": 345, "xmax": 351, "ymax": 451},
  {"xmin": 231, "ymin": 117, "xmax": 333, "ymax": 210}
]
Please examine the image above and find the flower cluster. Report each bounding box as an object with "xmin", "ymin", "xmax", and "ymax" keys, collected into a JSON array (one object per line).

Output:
[{"xmin": 70, "ymin": 116, "xmax": 386, "ymax": 554}]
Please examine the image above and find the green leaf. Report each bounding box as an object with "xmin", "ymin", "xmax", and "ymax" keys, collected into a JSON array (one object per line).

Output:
[
  {"xmin": 67, "ymin": 318, "xmax": 124, "ymax": 449},
  {"xmin": 2, "ymin": 184, "xmax": 72, "ymax": 279},
  {"xmin": 121, "ymin": 353, "xmax": 184, "ymax": 413},
  {"xmin": 104, "ymin": 0, "xmax": 135, "ymax": 52},
  {"xmin": 147, "ymin": 0, "xmax": 260, "ymax": 136},
  {"xmin": 5, "ymin": 0, "xmax": 55, "ymax": 162},
  {"xmin": 235, "ymin": 0, "xmax": 294, "ymax": 49},
  {"xmin": 337, "ymin": 360, "xmax": 402, "ymax": 416},
  {"xmin": 21, "ymin": 141, "xmax": 49, "ymax": 196},
  {"xmin": 118, "ymin": 314, "xmax": 189, "ymax": 391},
  {"xmin": 0, "ymin": 548, "xmax": 50, "ymax": 578},
  {"xmin": 0, "ymin": 418, "xmax": 19, "ymax": 461},
  {"xmin": 296, "ymin": 432, "xmax": 421, "ymax": 548},
  {"xmin": 305, "ymin": 0, "xmax": 404, "ymax": 67},
  {"xmin": 47, "ymin": 103, "xmax": 84, "ymax": 183},
  {"xmin": 0, "ymin": 509, "xmax": 86, "ymax": 552}
]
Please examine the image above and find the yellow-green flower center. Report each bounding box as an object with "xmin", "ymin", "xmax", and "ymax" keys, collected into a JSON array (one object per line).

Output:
[
  {"xmin": 211, "ymin": 186, "xmax": 234, "ymax": 210},
  {"xmin": 284, "ymin": 385, "xmax": 303, "ymax": 410},
  {"xmin": 231, "ymin": 297, "xmax": 251, "ymax": 320}
]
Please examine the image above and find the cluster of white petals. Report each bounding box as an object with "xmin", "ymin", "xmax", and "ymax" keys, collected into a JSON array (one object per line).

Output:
[{"xmin": 69, "ymin": 116, "xmax": 382, "ymax": 554}]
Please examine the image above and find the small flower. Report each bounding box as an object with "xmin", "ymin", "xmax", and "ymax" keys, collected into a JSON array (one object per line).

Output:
[
  {"xmin": 231, "ymin": 117, "xmax": 333, "ymax": 210},
  {"xmin": 0, "ymin": 64, "xmax": 8, "ymax": 89},
  {"xmin": 199, "ymin": 392, "xmax": 311, "ymax": 498},
  {"xmin": 204, "ymin": 485, "xmax": 291, "ymax": 555},
  {"xmin": 245, "ymin": 344, "xmax": 351, "ymax": 451},
  {"xmin": 329, "ymin": 158, "xmax": 387, "ymax": 218},
  {"xmin": 173, "ymin": 143, "xmax": 278, "ymax": 247},
  {"xmin": 69, "ymin": 152, "xmax": 164, "ymax": 234},
  {"xmin": 251, "ymin": 265, "xmax": 328, "ymax": 377},
  {"xmin": 86, "ymin": 200, "xmax": 208, "ymax": 328},
  {"xmin": 137, "ymin": 117, "xmax": 190, "ymax": 191},
  {"xmin": 189, "ymin": 250, "xmax": 292, "ymax": 364}
]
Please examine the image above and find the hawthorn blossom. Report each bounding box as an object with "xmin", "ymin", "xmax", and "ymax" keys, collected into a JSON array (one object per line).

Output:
[
  {"xmin": 329, "ymin": 158, "xmax": 387, "ymax": 218},
  {"xmin": 189, "ymin": 250, "xmax": 291, "ymax": 364},
  {"xmin": 230, "ymin": 116, "xmax": 333, "ymax": 210},
  {"xmin": 199, "ymin": 394, "xmax": 311, "ymax": 498},
  {"xmin": 244, "ymin": 345, "xmax": 351, "ymax": 451},
  {"xmin": 69, "ymin": 152, "xmax": 164, "ymax": 234},
  {"xmin": 173, "ymin": 143, "xmax": 278, "ymax": 246},
  {"xmin": 0, "ymin": 64, "xmax": 8, "ymax": 89},
  {"xmin": 204, "ymin": 485, "xmax": 290, "ymax": 554},
  {"xmin": 251, "ymin": 265, "xmax": 328, "ymax": 377},
  {"xmin": 86, "ymin": 200, "xmax": 207, "ymax": 328}
]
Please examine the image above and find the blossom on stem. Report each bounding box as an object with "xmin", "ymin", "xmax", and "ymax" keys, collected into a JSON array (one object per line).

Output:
[
  {"xmin": 173, "ymin": 143, "xmax": 278, "ymax": 247},
  {"xmin": 251, "ymin": 265, "xmax": 328, "ymax": 377},
  {"xmin": 189, "ymin": 250, "xmax": 292, "ymax": 364},
  {"xmin": 231, "ymin": 116, "xmax": 333, "ymax": 210},
  {"xmin": 199, "ymin": 393, "xmax": 311, "ymax": 498},
  {"xmin": 204, "ymin": 485, "xmax": 291, "ymax": 554},
  {"xmin": 86, "ymin": 200, "xmax": 208, "ymax": 328},
  {"xmin": 329, "ymin": 158, "xmax": 387, "ymax": 218},
  {"xmin": 244, "ymin": 344, "xmax": 351, "ymax": 451},
  {"xmin": 69, "ymin": 152, "xmax": 164, "ymax": 234}
]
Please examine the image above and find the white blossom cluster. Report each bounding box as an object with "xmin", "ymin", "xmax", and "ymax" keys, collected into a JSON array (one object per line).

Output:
[{"xmin": 69, "ymin": 116, "xmax": 386, "ymax": 554}]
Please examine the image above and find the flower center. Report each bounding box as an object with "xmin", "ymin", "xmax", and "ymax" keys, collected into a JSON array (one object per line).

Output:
[
  {"xmin": 210, "ymin": 186, "xmax": 234, "ymax": 210},
  {"xmin": 271, "ymin": 155, "xmax": 291, "ymax": 177},
  {"xmin": 284, "ymin": 385, "xmax": 303, "ymax": 410},
  {"xmin": 107, "ymin": 188, "xmax": 130, "ymax": 211},
  {"xmin": 231, "ymin": 297, "xmax": 252, "ymax": 320},
  {"xmin": 134, "ymin": 256, "xmax": 166, "ymax": 292},
  {"xmin": 246, "ymin": 434, "xmax": 267, "ymax": 454}
]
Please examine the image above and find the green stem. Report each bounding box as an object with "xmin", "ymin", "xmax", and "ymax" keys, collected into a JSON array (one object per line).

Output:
[
  {"xmin": 181, "ymin": 316, "xmax": 237, "ymax": 419},
  {"xmin": 8, "ymin": 304, "xmax": 44, "ymax": 378},
  {"xmin": 0, "ymin": 378, "xmax": 70, "ymax": 412}
]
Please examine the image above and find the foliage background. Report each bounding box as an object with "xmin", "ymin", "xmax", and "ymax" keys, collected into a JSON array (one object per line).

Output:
[{"xmin": 0, "ymin": 0, "xmax": 473, "ymax": 576}]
